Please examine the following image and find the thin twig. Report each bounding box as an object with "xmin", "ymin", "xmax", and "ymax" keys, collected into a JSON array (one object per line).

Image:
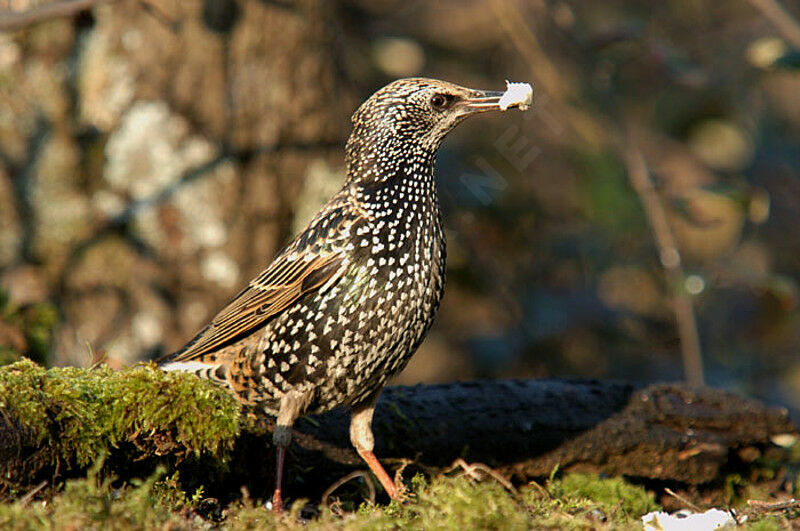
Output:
[
  {"xmin": 0, "ymin": 0, "xmax": 114, "ymax": 32},
  {"xmin": 746, "ymin": 0, "xmax": 800, "ymax": 48},
  {"xmin": 18, "ymin": 480, "xmax": 47, "ymax": 507},
  {"xmin": 391, "ymin": 458, "xmax": 411, "ymax": 501},
  {"xmin": 321, "ymin": 470, "xmax": 376, "ymax": 507},
  {"xmin": 327, "ymin": 499, "xmax": 344, "ymax": 518},
  {"xmin": 488, "ymin": 0, "xmax": 607, "ymax": 148},
  {"xmin": 623, "ymin": 141, "xmax": 705, "ymax": 387},
  {"xmin": 527, "ymin": 479, "xmax": 552, "ymax": 500},
  {"xmin": 447, "ymin": 458, "xmax": 518, "ymax": 496},
  {"xmin": 747, "ymin": 498, "xmax": 800, "ymax": 513},
  {"xmin": 136, "ymin": 0, "xmax": 180, "ymax": 31},
  {"xmin": 665, "ymin": 487, "xmax": 704, "ymax": 513},
  {"xmin": 488, "ymin": 0, "xmax": 573, "ymax": 101}
]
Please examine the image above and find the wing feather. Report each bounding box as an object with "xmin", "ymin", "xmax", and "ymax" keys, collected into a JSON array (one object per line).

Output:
[{"xmin": 168, "ymin": 252, "xmax": 345, "ymax": 362}]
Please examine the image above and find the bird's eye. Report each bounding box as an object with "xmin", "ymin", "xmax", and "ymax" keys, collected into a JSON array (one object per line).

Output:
[{"xmin": 430, "ymin": 94, "xmax": 453, "ymax": 111}]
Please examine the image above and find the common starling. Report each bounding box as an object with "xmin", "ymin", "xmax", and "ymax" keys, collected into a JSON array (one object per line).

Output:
[{"xmin": 159, "ymin": 78, "xmax": 532, "ymax": 510}]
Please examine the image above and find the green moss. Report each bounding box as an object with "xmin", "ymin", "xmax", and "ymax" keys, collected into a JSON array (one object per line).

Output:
[
  {"xmin": 515, "ymin": 473, "xmax": 657, "ymax": 529},
  {"xmin": 551, "ymin": 473, "xmax": 660, "ymax": 519},
  {"xmin": 744, "ymin": 519, "xmax": 786, "ymax": 531},
  {"xmin": 223, "ymin": 475, "xmax": 536, "ymax": 530},
  {"xmin": 222, "ymin": 473, "xmax": 661, "ymax": 530},
  {"xmin": 0, "ymin": 359, "xmax": 50, "ymax": 444},
  {"xmin": 0, "ymin": 468, "xmax": 190, "ymax": 530},
  {"xmin": 368, "ymin": 475, "xmax": 530, "ymax": 530},
  {"xmin": 0, "ymin": 466, "xmax": 794, "ymax": 530},
  {"xmin": 207, "ymin": 473, "xmax": 665, "ymax": 530},
  {"xmin": 0, "ymin": 358, "xmax": 241, "ymax": 469}
]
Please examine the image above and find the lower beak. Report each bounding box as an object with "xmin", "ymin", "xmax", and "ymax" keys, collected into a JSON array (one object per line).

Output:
[{"xmin": 462, "ymin": 90, "xmax": 507, "ymax": 112}]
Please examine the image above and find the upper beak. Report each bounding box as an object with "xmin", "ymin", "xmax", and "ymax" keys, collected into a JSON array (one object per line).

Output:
[
  {"xmin": 462, "ymin": 90, "xmax": 507, "ymax": 112},
  {"xmin": 461, "ymin": 85, "xmax": 534, "ymax": 113}
]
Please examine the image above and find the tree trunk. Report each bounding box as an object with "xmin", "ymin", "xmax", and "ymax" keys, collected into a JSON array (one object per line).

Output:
[{"xmin": 0, "ymin": 0, "xmax": 354, "ymax": 368}]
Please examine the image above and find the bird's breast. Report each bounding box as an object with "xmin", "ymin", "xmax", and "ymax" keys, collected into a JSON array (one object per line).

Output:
[
  {"xmin": 316, "ymin": 201, "xmax": 446, "ymax": 400},
  {"xmin": 249, "ymin": 190, "xmax": 446, "ymax": 413}
]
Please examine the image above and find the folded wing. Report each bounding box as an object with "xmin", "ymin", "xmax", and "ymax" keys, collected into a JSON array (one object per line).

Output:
[{"xmin": 167, "ymin": 251, "xmax": 345, "ymax": 362}]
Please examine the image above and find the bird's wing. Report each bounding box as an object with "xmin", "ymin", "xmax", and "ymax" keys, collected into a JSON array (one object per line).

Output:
[{"xmin": 168, "ymin": 251, "xmax": 345, "ymax": 362}]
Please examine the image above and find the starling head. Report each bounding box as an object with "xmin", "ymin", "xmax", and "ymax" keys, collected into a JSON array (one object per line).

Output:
[
  {"xmin": 345, "ymin": 78, "xmax": 532, "ymax": 191},
  {"xmin": 346, "ymin": 78, "xmax": 530, "ymax": 185}
]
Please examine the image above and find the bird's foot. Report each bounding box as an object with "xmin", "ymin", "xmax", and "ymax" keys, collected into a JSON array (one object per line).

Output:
[
  {"xmin": 271, "ymin": 488, "xmax": 283, "ymax": 513},
  {"xmin": 271, "ymin": 444, "xmax": 286, "ymax": 512},
  {"xmin": 357, "ymin": 448, "xmax": 401, "ymax": 501}
]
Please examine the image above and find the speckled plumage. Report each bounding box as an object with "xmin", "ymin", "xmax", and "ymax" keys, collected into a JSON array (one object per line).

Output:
[{"xmin": 159, "ymin": 78, "xmax": 531, "ymax": 508}]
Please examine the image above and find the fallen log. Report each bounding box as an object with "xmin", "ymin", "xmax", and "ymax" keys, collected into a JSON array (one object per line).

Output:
[
  {"xmin": 1, "ymin": 359, "xmax": 795, "ymax": 502},
  {"xmin": 282, "ymin": 380, "xmax": 796, "ymax": 491}
]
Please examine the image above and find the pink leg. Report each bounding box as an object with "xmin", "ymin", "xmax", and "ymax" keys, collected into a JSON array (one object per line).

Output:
[
  {"xmin": 351, "ymin": 394, "xmax": 400, "ymax": 500},
  {"xmin": 270, "ymin": 391, "xmax": 309, "ymax": 513},
  {"xmin": 272, "ymin": 445, "xmax": 286, "ymax": 512},
  {"xmin": 357, "ymin": 448, "xmax": 399, "ymax": 500}
]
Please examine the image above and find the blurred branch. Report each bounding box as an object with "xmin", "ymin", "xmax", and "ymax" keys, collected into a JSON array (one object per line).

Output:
[
  {"xmin": 488, "ymin": 0, "xmax": 607, "ymax": 149},
  {"xmin": 5, "ymin": 115, "xmax": 50, "ymax": 265},
  {"xmin": 136, "ymin": 0, "xmax": 180, "ymax": 31},
  {"xmin": 0, "ymin": 0, "xmax": 112, "ymax": 32},
  {"xmin": 488, "ymin": 0, "xmax": 574, "ymax": 101},
  {"xmin": 0, "ymin": 0, "xmax": 179, "ymax": 32},
  {"xmin": 492, "ymin": 0, "xmax": 706, "ymax": 386},
  {"xmin": 623, "ymin": 141, "xmax": 704, "ymax": 387},
  {"xmin": 746, "ymin": 0, "xmax": 800, "ymax": 48}
]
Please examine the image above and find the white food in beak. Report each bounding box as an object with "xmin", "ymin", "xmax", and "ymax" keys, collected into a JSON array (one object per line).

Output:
[{"xmin": 498, "ymin": 81, "xmax": 533, "ymax": 111}]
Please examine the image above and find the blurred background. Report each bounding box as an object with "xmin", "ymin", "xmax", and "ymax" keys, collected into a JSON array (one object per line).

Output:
[{"xmin": 1, "ymin": 0, "xmax": 800, "ymax": 413}]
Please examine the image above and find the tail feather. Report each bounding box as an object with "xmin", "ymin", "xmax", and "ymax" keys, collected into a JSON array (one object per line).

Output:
[{"xmin": 160, "ymin": 360, "xmax": 227, "ymax": 384}]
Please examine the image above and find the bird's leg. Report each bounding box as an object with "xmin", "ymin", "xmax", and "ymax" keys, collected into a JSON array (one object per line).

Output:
[
  {"xmin": 272, "ymin": 441, "xmax": 287, "ymax": 512},
  {"xmin": 357, "ymin": 447, "xmax": 399, "ymax": 500},
  {"xmin": 350, "ymin": 395, "xmax": 400, "ymax": 500},
  {"xmin": 271, "ymin": 391, "xmax": 308, "ymax": 512}
]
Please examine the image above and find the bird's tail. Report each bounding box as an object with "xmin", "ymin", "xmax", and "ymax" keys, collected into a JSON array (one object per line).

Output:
[
  {"xmin": 160, "ymin": 358, "xmax": 229, "ymax": 385},
  {"xmin": 157, "ymin": 325, "xmax": 228, "ymax": 384}
]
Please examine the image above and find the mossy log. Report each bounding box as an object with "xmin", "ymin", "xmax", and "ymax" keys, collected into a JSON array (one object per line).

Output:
[{"xmin": 1, "ymin": 360, "xmax": 795, "ymax": 501}]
